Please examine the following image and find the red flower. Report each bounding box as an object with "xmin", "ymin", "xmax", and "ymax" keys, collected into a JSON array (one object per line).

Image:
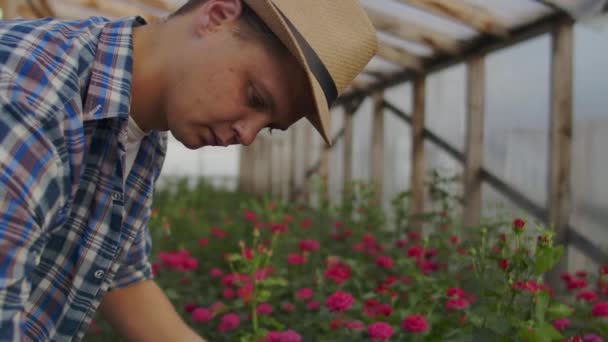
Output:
[
  {"xmin": 567, "ymin": 278, "xmax": 588, "ymax": 290},
  {"xmin": 324, "ymin": 260, "xmax": 351, "ymax": 285},
  {"xmin": 192, "ymin": 307, "xmax": 213, "ymax": 323},
  {"xmin": 256, "ymin": 302, "xmax": 273, "ymax": 315},
  {"xmin": 298, "ymin": 239, "xmax": 320, "ymax": 252},
  {"xmin": 281, "ymin": 302, "xmax": 295, "ymax": 313},
  {"xmin": 600, "ymin": 265, "xmax": 608, "ymax": 275},
  {"xmin": 198, "ymin": 237, "xmax": 209, "ymax": 247},
  {"xmin": 330, "ymin": 318, "xmax": 342, "ymax": 330},
  {"xmin": 575, "ymin": 270, "xmax": 588, "ymax": 278},
  {"xmin": 552, "ymin": 318, "xmax": 570, "ymax": 331},
  {"xmin": 270, "ymin": 223, "xmax": 288, "ymax": 234},
  {"xmin": 210, "ymin": 268, "xmax": 223, "ymax": 278},
  {"xmin": 402, "ymin": 314, "xmax": 429, "ymax": 333},
  {"xmin": 407, "ymin": 245, "xmax": 424, "ymax": 258},
  {"xmin": 513, "ymin": 218, "xmax": 526, "ymax": 232},
  {"xmin": 296, "ymin": 288, "xmax": 314, "ymax": 301},
  {"xmin": 306, "ymin": 300, "xmax": 320, "ymax": 311},
  {"xmin": 395, "ymin": 239, "xmax": 408, "ymax": 248},
  {"xmin": 446, "ymin": 298, "xmax": 469, "ymax": 311},
  {"xmin": 446, "ymin": 287, "xmax": 466, "ymax": 299},
  {"xmin": 242, "ymin": 248, "xmax": 254, "ymax": 260},
  {"xmin": 325, "ymin": 290, "xmax": 355, "ymax": 313},
  {"xmin": 243, "ymin": 210, "xmax": 257, "ymax": 223},
  {"xmin": 561, "ymin": 272, "xmax": 573, "ymax": 283},
  {"xmin": 255, "ymin": 266, "xmax": 274, "ymax": 281},
  {"xmin": 210, "ymin": 227, "xmax": 228, "ymax": 238},
  {"xmin": 408, "ymin": 231, "xmax": 421, "ymax": 241},
  {"xmin": 367, "ymin": 322, "xmax": 394, "ymax": 341},
  {"xmin": 287, "ymin": 253, "xmax": 307, "ymax": 265},
  {"xmin": 591, "ymin": 302, "xmax": 608, "ymax": 317},
  {"xmin": 184, "ymin": 303, "xmax": 197, "ymax": 313},
  {"xmin": 217, "ymin": 313, "xmax": 240, "ymax": 332},
  {"xmin": 449, "ymin": 235, "xmax": 459, "ymax": 245},
  {"xmin": 376, "ymin": 256, "xmax": 394, "ymax": 269},
  {"xmin": 300, "ymin": 218, "xmax": 312, "ymax": 229},
  {"xmin": 499, "ymin": 259, "xmax": 510, "ymax": 270},
  {"xmin": 577, "ymin": 290, "xmax": 598, "ymax": 302}
]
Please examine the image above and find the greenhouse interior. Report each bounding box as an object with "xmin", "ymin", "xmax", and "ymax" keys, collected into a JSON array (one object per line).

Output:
[{"xmin": 1, "ymin": 0, "xmax": 608, "ymax": 341}]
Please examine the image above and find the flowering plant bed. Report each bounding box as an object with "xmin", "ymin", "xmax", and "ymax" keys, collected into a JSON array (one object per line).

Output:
[{"xmin": 87, "ymin": 178, "xmax": 608, "ymax": 341}]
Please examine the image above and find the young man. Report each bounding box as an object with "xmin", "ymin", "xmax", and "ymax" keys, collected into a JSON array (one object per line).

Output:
[{"xmin": 0, "ymin": 0, "xmax": 376, "ymax": 340}]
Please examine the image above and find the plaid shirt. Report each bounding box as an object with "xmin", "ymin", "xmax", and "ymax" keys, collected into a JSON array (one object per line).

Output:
[{"xmin": 0, "ymin": 16, "xmax": 167, "ymax": 341}]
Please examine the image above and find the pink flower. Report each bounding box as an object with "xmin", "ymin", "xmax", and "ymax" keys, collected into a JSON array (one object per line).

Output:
[
  {"xmin": 376, "ymin": 256, "xmax": 394, "ymax": 269},
  {"xmin": 591, "ymin": 302, "xmax": 608, "ymax": 317},
  {"xmin": 262, "ymin": 330, "xmax": 302, "ymax": 342},
  {"xmin": 367, "ymin": 322, "xmax": 394, "ymax": 341},
  {"xmin": 255, "ymin": 266, "xmax": 274, "ymax": 281},
  {"xmin": 287, "ymin": 253, "xmax": 307, "ymax": 265},
  {"xmin": 446, "ymin": 287, "xmax": 467, "ymax": 299},
  {"xmin": 256, "ymin": 302, "xmax": 273, "ymax": 316},
  {"xmin": 499, "ymin": 259, "xmax": 510, "ymax": 270},
  {"xmin": 222, "ymin": 288, "xmax": 235, "ymax": 299},
  {"xmin": 577, "ymin": 290, "xmax": 598, "ymax": 302},
  {"xmin": 568, "ymin": 278, "xmax": 588, "ymax": 290},
  {"xmin": 513, "ymin": 218, "xmax": 526, "ymax": 232},
  {"xmin": 324, "ymin": 261, "xmax": 351, "ymax": 285},
  {"xmin": 296, "ymin": 288, "xmax": 314, "ymax": 301},
  {"xmin": 210, "ymin": 227, "xmax": 228, "ymax": 238},
  {"xmin": 198, "ymin": 237, "xmax": 209, "ymax": 247},
  {"xmin": 552, "ymin": 318, "xmax": 570, "ymax": 331},
  {"xmin": 583, "ymin": 334, "xmax": 603, "ymax": 342},
  {"xmin": 298, "ymin": 240, "xmax": 320, "ymax": 252},
  {"xmin": 402, "ymin": 314, "xmax": 429, "ymax": 333},
  {"xmin": 242, "ymin": 248, "xmax": 254, "ymax": 260},
  {"xmin": 446, "ymin": 298, "xmax": 469, "ymax": 311},
  {"xmin": 345, "ymin": 320, "xmax": 365, "ymax": 331},
  {"xmin": 325, "ymin": 290, "xmax": 355, "ymax": 312},
  {"xmin": 307, "ymin": 300, "xmax": 320, "ymax": 311},
  {"xmin": 210, "ymin": 268, "xmax": 223, "ymax": 278},
  {"xmin": 407, "ymin": 245, "xmax": 424, "ymax": 258},
  {"xmin": 191, "ymin": 307, "xmax": 213, "ymax": 323},
  {"xmin": 217, "ymin": 313, "xmax": 240, "ymax": 332},
  {"xmin": 449, "ymin": 235, "xmax": 459, "ymax": 245}
]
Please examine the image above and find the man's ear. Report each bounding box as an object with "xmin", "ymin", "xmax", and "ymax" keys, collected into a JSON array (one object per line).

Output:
[{"xmin": 194, "ymin": 0, "xmax": 243, "ymax": 35}]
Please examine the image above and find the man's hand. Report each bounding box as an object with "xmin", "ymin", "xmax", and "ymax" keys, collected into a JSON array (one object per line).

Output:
[{"xmin": 99, "ymin": 280, "xmax": 206, "ymax": 342}]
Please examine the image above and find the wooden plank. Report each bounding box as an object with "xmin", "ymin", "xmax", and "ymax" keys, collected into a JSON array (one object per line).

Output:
[
  {"xmin": 288, "ymin": 127, "xmax": 297, "ymax": 200},
  {"xmin": 371, "ymin": 91, "xmax": 385, "ymax": 199},
  {"xmin": 411, "ymin": 76, "xmax": 426, "ymax": 222},
  {"xmin": 301, "ymin": 124, "xmax": 313, "ymax": 203},
  {"xmin": 2, "ymin": 0, "xmax": 19, "ymax": 19},
  {"xmin": 463, "ymin": 54, "xmax": 485, "ymax": 228},
  {"xmin": 364, "ymin": 7, "xmax": 463, "ymax": 54},
  {"xmin": 377, "ymin": 41, "xmax": 425, "ymax": 71},
  {"xmin": 343, "ymin": 108, "xmax": 354, "ymax": 201},
  {"xmin": 338, "ymin": 13, "xmax": 569, "ymax": 105},
  {"xmin": 546, "ymin": 18, "xmax": 574, "ymax": 286},
  {"xmin": 319, "ymin": 115, "xmax": 331, "ymax": 191},
  {"xmin": 399, "ymin": 0, "xmax": 509, "ymax": 38}
]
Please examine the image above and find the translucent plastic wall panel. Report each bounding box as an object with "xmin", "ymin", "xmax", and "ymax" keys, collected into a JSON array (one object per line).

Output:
[
  {"xmin": 384, "ymin": 83, "xmax": 413, "ymax": 196},
  {"xmin": 481, "ymin": 183, "xmax": 530, "ymax": 227},
  {"xmin": 352, "ymin": 98, "xmax": 374, "ymax": 182},
  {"xmin": 424, "ymin": 141, "xmax": 464, "ymax": 218},
  {"xmin": 570, "ymin": 23, "xmax": 608, "ymax": 260},
  {"xmin": 425, "ymin": 65, "xmax": 467, "ymax": 153},
  {"xmin": 484, "ymin": 34, "xmax": 551, "ymax": 207}
]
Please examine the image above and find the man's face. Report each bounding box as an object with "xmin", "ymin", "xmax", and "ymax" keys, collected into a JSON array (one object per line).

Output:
[{"xmin": 164, "ymin": 6, "xmax": 313, "ymax": 149}]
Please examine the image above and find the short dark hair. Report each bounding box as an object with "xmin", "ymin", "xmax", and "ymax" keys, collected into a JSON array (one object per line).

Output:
[{"xmin": 170, "ymin": 0, "xmax": 287, "ymax": 56}]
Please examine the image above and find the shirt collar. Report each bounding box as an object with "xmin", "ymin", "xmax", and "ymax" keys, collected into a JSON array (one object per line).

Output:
[{"xmin": 82, "ymin": 16, "xmax": 147, "ymax": 122}]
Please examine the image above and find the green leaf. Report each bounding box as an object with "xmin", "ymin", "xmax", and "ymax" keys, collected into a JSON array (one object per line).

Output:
[
  {"xmin": 536, "ymin": 322, "xmax": 562, "ymax": 341},
  {"xmin": 535, "ymin": 248, "xmax": 552, "ymax": 275},
  {"xmin": 546, "ymin": 304, "xmax": 574, "ymax": 319},
  {"xmin": 535, "ymin": 291, "xmax": 550, "ymax": 323},
  {"xmin": 262, "ymin": 277, "xmax": 288, "ymax": 287},
  {"xmin": 258, "ymin": 290, "xmax": 272, "ymax": 302},
  {"xmin": 472, "ymin": 328, "xmax": 499, "ymax": 342},
  {"xmin": 485, "ymin": 312, "xmax": 510, "ymax": 335}
]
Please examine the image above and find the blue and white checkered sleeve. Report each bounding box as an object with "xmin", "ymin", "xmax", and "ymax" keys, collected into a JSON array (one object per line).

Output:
[{"xmin": 0, "ymin": 100, "xmax": 63, "ymax": 340}]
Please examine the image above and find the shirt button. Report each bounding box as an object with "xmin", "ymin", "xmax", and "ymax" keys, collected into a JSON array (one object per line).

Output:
[
  {"xmin": 111, "ymin": 192, "xmax": 123, "ymax": 201},
  {"xmin": 94, "ymin": 270, "xmax": 105, "ymax": 279}
]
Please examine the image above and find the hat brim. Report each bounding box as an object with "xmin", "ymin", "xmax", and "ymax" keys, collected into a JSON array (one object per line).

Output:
[{"xmin": 244, "ymin": 0, "xmax": 333, "ymax": 146}]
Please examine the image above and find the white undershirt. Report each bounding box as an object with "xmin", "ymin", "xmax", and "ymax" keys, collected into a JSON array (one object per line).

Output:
[{"xmin": 125, "ymin": 115, "xmax": 148, "ymax": 184}]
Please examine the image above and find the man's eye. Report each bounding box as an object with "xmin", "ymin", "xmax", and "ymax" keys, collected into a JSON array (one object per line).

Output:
[{"xmin": 249, "ymin": 85, "xmax": 265, "ymax": 109}]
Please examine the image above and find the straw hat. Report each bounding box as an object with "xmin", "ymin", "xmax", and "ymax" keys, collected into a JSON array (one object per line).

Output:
[{"xmin": 243, "ymin": 0, "xmax": 378, "ymax": 145}]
